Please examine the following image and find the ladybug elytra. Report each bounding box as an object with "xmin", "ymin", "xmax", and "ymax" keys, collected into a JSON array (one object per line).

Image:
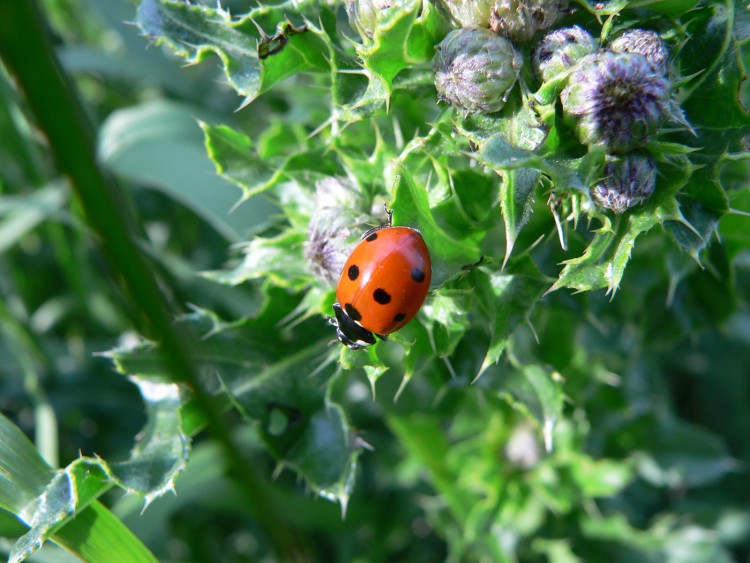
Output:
[{"xmin": 332, "ymin": 226, "xmax": 431, "ymax": 349}]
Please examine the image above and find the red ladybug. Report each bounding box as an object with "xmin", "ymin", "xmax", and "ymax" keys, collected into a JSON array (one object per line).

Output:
[{"xmin": 332, "ymin": 226, "xmax": 432, "ymax": 349}]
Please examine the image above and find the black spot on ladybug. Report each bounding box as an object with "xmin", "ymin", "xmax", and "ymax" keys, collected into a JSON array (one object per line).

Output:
[
  {"xmin": 393, "ymin": 312, "xmax": 406, "ymax": 322},
  {"xmin": 366, "ymin": 232, "xmax": 378, "ymax": 242},
  {"xmin": 345, "ymin": 303, "xmax": 362, "ymax": 321},
  {"xmin": 411, "ymin": 268, "xmax": 425, "ymax": 283},
  {"xmin": 347, "ymin": 264, "xmax": 359, "ymax": 281},
  {"xmin": 373, "ymin": 288, "xmax": 391, "ymax": 305}
]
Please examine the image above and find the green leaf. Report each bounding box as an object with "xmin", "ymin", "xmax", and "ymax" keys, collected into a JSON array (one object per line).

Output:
[
  {"xmin": 99, "ymin": 101, "xmax": 272, "ymax": 241},
  {"xmin": 421, "ymin": 289, "xmax": 473, "ymax": 358},
  {"xmin": 0, "ymin": 183, "xmax": 72, "ymax": 254},
  {"xmin": 474, "ymin": 258, "xmax": 550, "ymax": 375},
  {"xmin": 136, "ymin": 0, "xmax": 328, "ymax": 102},
  {"xmin": 200, "ymin": 122, "xmax": 275, "ymax": 199},
  {"xmin": 456, "ymin": 88, "xmax": 548, "ymax": 152},
  {"xmin": 356, "ymin": 0, "xmax": 447, "ymax": 99},
  {"xmin": 624, "ymin": 0, "xmax": 702, "ymax": 16},
  {"xmin": 569, "ymin": 457, "xmax": 632, "ymax": 498},
  {"xmin": 680, "ymin": 0, "xmax": 750, "ymax": 132},
  {"xmin": 630, "ymin": 416, "xmax": 738, "ymax": 489},
  {"xmin": 52, "ymin": 501, "xmax": 158, "ymax": 563},
  {"xmin": 582, "ymin": 514, "xmax": 734, "ymax": 562},
  {"xmin": 0, "ymin": 414, "xmax": 158, "ymax": 563},
  {"xmin": 201, "ymin": 121, "xmax": 343, "ymax": 201},
  {"xmin": 720, "ymin": 185, "xmax": 750, "ymax": 261},
  {"xmin": 0, "ymin": 414, "xmax": 55, "ymax": 514},
  {"xmin": 205, "ymin": 230, "xmax": 313, "ymax": 290},
  {"xmin": 109, "ymin": 378, "xmax": 190, "ymax": 502},
  {"xmin": 500, "ymin": 168, "xmax": 541, "ymax": 268},
  {"xmin": 108, "ymin": 304, "xmax": 358, "ymax": 504},
  {"xmin": 390, "ymin": 166, "xmax": 481, "ymax": 286},
  {"xmin": 387, "ymin": 415, "xmax": 472, "ymax": 523},
  {"xmin": 532, "ymin": 539, "xmax": 582, "ymax": 563},
  {"xmin": 498, "ymin": 364, "xmax": 564, "ymax": 451},
  {"xmin": 11, "ymin": 376, "xmax": 185, "ymax": 561}
]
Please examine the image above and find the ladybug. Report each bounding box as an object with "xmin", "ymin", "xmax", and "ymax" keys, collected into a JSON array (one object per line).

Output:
[{"xmin": 332, "ymin": 225, "xmax": 431, "ymax": 349}]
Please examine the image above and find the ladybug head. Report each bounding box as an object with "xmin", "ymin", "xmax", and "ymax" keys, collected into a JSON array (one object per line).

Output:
[{"xmin": 331, "ymin": 303, "xmax": 376, "ymax": 350}]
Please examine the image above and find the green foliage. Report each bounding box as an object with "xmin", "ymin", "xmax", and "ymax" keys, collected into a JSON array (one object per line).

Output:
[{"xmin": 0, "ymin": 0, "xmax": 749, "ymax": 561}]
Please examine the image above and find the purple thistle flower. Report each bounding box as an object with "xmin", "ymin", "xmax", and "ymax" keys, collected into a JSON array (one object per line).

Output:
[{"xmin": 561, "ymin": 51, "xmax": 671, "ymax": 153}]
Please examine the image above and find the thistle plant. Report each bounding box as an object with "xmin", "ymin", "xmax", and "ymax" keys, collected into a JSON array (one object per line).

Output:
[{"xmin": 2, "ymin": 0, "xmax": 748, "ymax": 561}]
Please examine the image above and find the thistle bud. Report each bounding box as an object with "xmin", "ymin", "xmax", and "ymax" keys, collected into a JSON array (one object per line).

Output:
[
  {"xmin": 591, "ymin": 154, "xmax": 657, "ymax": 214},
  {"xmin": 560, "ymin": 51, "xmax": 671, "ymax": 153},
  {"xmin": 438, "ymin": 0, "xmax": 494, "ymax": 28},
  {"xmin": 533, "ymin": 25, "xmax": 597, "ymax": 83},
  {"xmin": 434, "ymin": 27, "xmax": 523, "ymax": 114},
  {"xmin": 610, "ymin": 29, "xmax": 670, "ymax": 76},
  {"xmin": 346, "ymin": 0, "xmax": 396, "ymax": 41},
  {"xmin": 490, "ymin": 0, "xmax": 569, "ymax": 43}
]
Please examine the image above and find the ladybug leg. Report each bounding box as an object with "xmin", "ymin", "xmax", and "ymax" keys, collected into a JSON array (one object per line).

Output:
[
  {"xmin": 462, "ymin": 255, "xmax": 486, "ymax": 270},
  {"xmin": 360, "ymin": 206, "xmax": 395, "ymax": 241},
  {"xmin": 383, "ymin": 204, "xmax": 393, "ymax": 227},
  {"xmin": 375, "ymin": 333, "xmax": 388, "ymax": 342}
]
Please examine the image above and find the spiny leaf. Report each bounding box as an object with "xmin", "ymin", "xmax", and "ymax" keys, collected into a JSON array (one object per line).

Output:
[
  {"xmin": 136, "ymin": 0, "xmax": 328, "ymax": 102},
  {"xmin": 455, "ymin": 87, "xmax": 548, "ymax": 152},
  {"xmin": 200, "ymin": 122, "xmax": 275, "ymax": 198},
  {"xmin": 1, "ymin": 404, "xmax": 163, "ymax": 563},
  {"xmin": 680, "ymin": 0, "xmax": 750, "ymax": 131},
  {"xmin": 390, "ymin": 165, "xmax": 482, "ymax": 286},
  {"xmin": 500, "ymin": 167, "xmax": 541, "ymax": 268},
  {"xmin": 202, "ymin": 122, "xmax": 345, "ymax": 201},
  {"xmin": 108, "ymin": 304, "xmax": 358, "ymax": 503},
  {"xmin": 204, "ymin": 230, "xmax": 314, "ymax": 290},
  {"xmin": 474, "ymin": 258, "xmax": 550, "ymax": 376},
  {"xmin": 551, "ymin": 159, "xmax": 694, "ymax": 294},
  {"xmin": 356, "ymin": 0, "xmax": 447, "ymax": 99}
]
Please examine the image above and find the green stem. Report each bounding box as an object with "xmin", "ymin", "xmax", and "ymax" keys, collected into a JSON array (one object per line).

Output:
[{"xmin": 0, "ymin": 1, "xmax": 306, "ymax": 559}]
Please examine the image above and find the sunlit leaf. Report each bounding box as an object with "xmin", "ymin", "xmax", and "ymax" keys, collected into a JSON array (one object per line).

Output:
[{"xmin": 136, "ymin": 0, "xmax": 329, "ymax": 102}]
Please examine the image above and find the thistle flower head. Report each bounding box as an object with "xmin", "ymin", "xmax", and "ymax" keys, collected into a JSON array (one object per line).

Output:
[
  {"xmin": 533, "ymin": 25, "xmax": 597, "ymax": 83},
  {"xmin": 561, "ymin": 51, "xmax": 672, "ymax": 153},
  {"xmin": 305, "ymin": 178, "xmax": 363, "ymax": 286},
  {"xmin": 610, "ymin": 29, "xmax": 670, "ymax": 76},
  {"xmin": 591, "ymin": 154, "xmax": 657, "ymax": 214},
  {"xmin": 490, "ymin": 0, "xmax": 569, "ymax": 43},
  {"xmin": 434, "ymin": 27, "xmax": 523, "ymax": 114}
]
